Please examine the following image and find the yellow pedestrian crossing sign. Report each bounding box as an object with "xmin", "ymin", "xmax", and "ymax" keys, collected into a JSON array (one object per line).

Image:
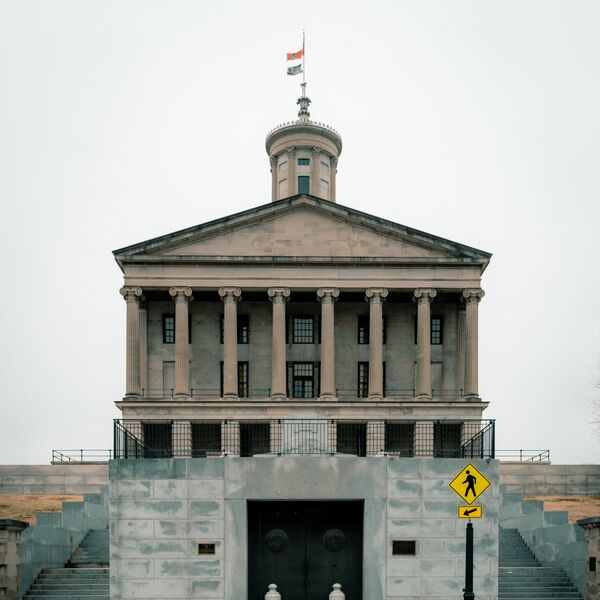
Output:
[
  {"xmin": 458, "ymin": 505, "xmax": 483, "ymax": 519},
  {"xmin": 449, "ymin": 464, "xmax": 491, "ymax": 504}
]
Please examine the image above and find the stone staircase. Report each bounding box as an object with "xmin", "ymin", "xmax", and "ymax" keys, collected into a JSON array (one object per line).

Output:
[
  {"xmin": 24, "ymin": 528, "xmax": 109, "ymax": 599},
  {"xmin": 499, "ymin": 527, "xmax": 582, "ymax": 599}
]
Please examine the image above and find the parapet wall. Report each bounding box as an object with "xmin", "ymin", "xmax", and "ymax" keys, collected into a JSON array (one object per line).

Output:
[{"xmin": 1, "ymin": 463, "xmax": 599, "ymax": 496}]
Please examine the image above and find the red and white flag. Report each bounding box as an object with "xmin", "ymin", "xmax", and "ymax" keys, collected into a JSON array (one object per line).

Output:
[{"xmin": 287, "ymin": 48, "xmax": 304, "ymax": 61}]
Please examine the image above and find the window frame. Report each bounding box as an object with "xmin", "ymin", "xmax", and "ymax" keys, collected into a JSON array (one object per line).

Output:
[
  {"xmin": 297, "ymin": 157, "xmax": 310, "ymax": 166},
  {"xmin": 292, "ymin": 315, "xmax": 316, "ymax": 344},
  {"xmin": 220, "ymin": 314, "xmax": 250, "ymax": 344},
  {"xmin": 357, "ymin": 315, "xmax": 386, "ymax": 344},
  {"xmin": 297, "ymin": 175, "xmax": 310, "ymax": 194},
  {"xmin": 163, "ymin": 314, "xmax": 175, "ymax": 344}
]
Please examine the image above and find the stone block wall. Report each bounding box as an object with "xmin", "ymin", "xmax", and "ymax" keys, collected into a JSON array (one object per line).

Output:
[
  {"xmin": 17, "ymin": 489, "xmax": 109, "ymax": 597},
  {"xmin": 500, "ymin": 489, "xmax": 587, "ymax": 593},
  {"xmin": 0, "ymin": 464, "xmax": 108, "ymax": 495},
  {"xmin": 577, "ymin": 517, "xmax": 600, "ymax": 600},
  {"xmin": 110, "ymin": 457, "xmax": 499, "ymax": 600},
  {"xmin": 499, "ymin": 463, "xmax": 600, "ymax": 495},
  {"xmin": 0, "ymin": 520, "xmax": 28, "ymax": 600}
]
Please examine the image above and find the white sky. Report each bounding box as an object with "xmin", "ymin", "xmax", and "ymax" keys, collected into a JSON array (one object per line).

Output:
[{"xmin": 1, "ymin": 0, "xmax": 599, "ymax": 464}]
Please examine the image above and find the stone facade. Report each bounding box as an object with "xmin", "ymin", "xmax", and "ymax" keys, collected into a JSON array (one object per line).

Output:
[{"xmin": 109, "ymin": 457, "xmax": 499, "ymax": 600}]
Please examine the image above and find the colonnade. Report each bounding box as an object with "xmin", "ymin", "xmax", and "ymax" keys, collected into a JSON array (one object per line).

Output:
[{"xmin": 120, "ymin": 286, "xmax": 484, "ymax": 401}]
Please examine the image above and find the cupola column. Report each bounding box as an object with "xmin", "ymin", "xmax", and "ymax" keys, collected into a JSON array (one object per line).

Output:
[
  {"xmin": 270, "ymin": 156, "xmax": 277, "ymax": 202},
  {"xmin": 317, "ymin": 288, "xmax": 339, "ymax": 399},
  {"xmin": 169, "ymin": 287, "xmax": 193, "ymax": 398},
  {"xmin": 311, "ymin": 148, "xmax": 321, "ymax": 197},
  {"xmin": 463, "ymin": 289, "xmax": 485, "ymax": 399},
  {"xmin": 120, "ymin": 286, "xmax": 143, "ymax": 397},
  {"xmin": 414, "ymin": 288, "xmax": 437, "ymax": 399},
  {"xmin": 268, "ymin": 288, "xmax": 290, "ymax": 399},
  {"xmin": 366, "ymin": 288, "xmax": 388, "ymax": 399},
  {"xmin": 287, "ymin": 147, "xmax": 296, "ymax": 196},
  {"xmin": 219, "ymin": 287, "xmax": 242, "ymax": 399},
  {"xmin": 330, "ymin": 157, "xmax": 338, "ymax": 202}
]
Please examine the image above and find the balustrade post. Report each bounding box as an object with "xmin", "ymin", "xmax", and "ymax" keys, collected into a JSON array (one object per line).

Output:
[
  {"xmin": 265, "ymin": 583, "xmax": 281, "ymax": 599},
  {"xmin": 329, "ymin": 583, "xmax": 345, "ymax": 599}
]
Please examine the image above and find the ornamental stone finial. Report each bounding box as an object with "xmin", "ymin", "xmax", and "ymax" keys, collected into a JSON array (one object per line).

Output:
[
  {"xmin": 463, "ymin": 288, "xmax": 485, "ymax": 303},
  {"xmin": 413, "ymin": 288, "xmax": 437, "ymax": 303},
  {"xmin": 120, "ymin": 286, "xmax": 143, "ymax": 302},
  {"xmin": 365, "ymin": 288, "xmax": 388, "ymax": 302},
  {"xmin": 218, "ymin": 287, "xmax": 242, "ymax": 302}
]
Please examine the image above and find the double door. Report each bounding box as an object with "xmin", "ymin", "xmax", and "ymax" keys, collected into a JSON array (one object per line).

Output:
[{"xmin": 248, "ymin": 501, "xmax": 363, "ymax": 600}]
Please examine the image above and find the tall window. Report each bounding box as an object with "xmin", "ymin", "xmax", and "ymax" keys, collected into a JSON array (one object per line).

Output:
[
  {"xmin": 220, "ymin": 315, "xmax": 250, "ymax": 344},
  {"xmin": 291, "ymin": 362, "xmax": 315, "ymax": 398},
  {"xmin": 431, "ymin": 317, "xmax": 442, "ymax": 345},
  {"xmin": 191, "ymin": 423, "xmax": 221, "ymax": 458},
  {"xmin": 357, "ymin": 315, "xmax": 386, "ymax": 344},
  {"xmin": 358, "ymin": 362, "xmax": 369, "ymax": 398},
  {"xmin": 298, "ymin": 158, "xmax": 310, "ymax": 166},
  {"xmin": 292, "ymin": 316, "xmax": 316, "ymax": 344},
  {"xmin": 298, "ymin": 175, "xmax": 310, "ymax": 194},
  {"xmin": 163, "ymin": 315, "xmax": 175, "ymax": 344}
]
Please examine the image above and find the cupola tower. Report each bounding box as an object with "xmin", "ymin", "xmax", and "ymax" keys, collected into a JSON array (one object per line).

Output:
[{"xmin": 265, "ymin": 83, "xmax": 342, "ymax": 202}]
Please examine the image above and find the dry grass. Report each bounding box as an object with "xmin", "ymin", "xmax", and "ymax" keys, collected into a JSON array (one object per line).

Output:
[
  {"xmin": 0, "ymin": 494, "xmax": 83, "ymax": 524},
  {"xmin": 524, "ymin": 495, "xmax": 600, "ymax": 524}
]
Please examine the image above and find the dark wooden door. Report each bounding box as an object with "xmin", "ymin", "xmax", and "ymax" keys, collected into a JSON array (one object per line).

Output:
[{"xmin": 248, "ymin": 501, "xmax": 363, "ymax": 600}]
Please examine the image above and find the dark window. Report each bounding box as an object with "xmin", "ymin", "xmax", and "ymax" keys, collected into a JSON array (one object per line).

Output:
[
  {"xmin": 414, "ymin": 316, "xmax": 443, "ymax": 345},
  {"xmin": 142, "ymin": 422, "xmax": 172, "ymax": 458},
  {"xmin": 163, "ymin": 315, "xmax": 175, "ymax": 344},
  {"xmin": 298, "ymin": 158, "xmax": 310, "ymax": 166},
  {"xmin": 240, "ymin": 423, "xmax": 270, "ymax": 457},
  {"xmin": 431, "ymin": 317, "xmax": 442, "ymax": 345},
  {"xmin": 337, "ymin": 423, "xmax": 367, "ymax": 456},
  {"xmin": 220, "ymin": 361, "xmax": 249, "ymax": 397},
  {"xmin": 434, "ymin": 422, "xmax": 462, "ymax": 458},
  {"xmin": 298, "ymin": 175, "xmax": 310, "ymax": 194},
  {"xmin": 385, "ymin": 422, "xmax": 415, "ymax": 457},
  {"xmin": 393, "ymin": 540, "xmax": 416, "ymax": 555},
  {"xmin": 191, "ymin": 423, "xmax": 221, "ymax": 457},
  {"xmin": 292, "ymin": 362, "xmax": 315, "ymax": 398},
  {"xmin": 293, "ymin": 316, "xmax": 315, "ymax": 344},
  {"xmin": 357, "ymin": 315, "xmax": 386, "ymax": 344},
  {"xmin": 358, "ymin": 362, "xmax": 369, "ymax": 398},
  {"xmin": 220, "ymin": 315, "xmax": 250, "ymax": 344},
  {"xmin": 238, "ymin": 361, "xmax": 249, "ymax": 398}
]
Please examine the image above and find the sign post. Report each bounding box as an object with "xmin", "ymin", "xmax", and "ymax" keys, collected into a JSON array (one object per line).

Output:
[{"xmin": 449, "ymin": 463, "xmax": 492, "ymax": 600}]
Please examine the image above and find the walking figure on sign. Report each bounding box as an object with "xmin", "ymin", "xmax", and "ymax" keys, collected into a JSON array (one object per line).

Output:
[{"xmin": 462, "ymin": 470, "xmax": 477, "ymax": 498}]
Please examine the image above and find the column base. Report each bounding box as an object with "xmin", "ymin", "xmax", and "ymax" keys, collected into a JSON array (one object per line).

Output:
[
  {"xmin": 462, "ymin": 394, "xmax": 481, "ymax": 402},
  {"xmin": 415, "ymin": 393, "xmax": 432, "ymax": 401},
  {"xmin": 173, "ymin": 393, "xmax": 192, "ymax": 401},
  {"xmin": 368, "ymin": 393, "xmax": 383, "ymax": 401},
  {"xmin": 222, "ymin": 393, "xmax": 239, "ymax": 401},
  {"xmin": 319, "ymin": 393, "xmax": 337, "ymax": 402},
  {"xmin": 271, "ymin": 393, "xmax": 288, "ymax": 401},
  {"xmin": 124, "ymin": 393, "xmax": 142, "ymax": 400}
]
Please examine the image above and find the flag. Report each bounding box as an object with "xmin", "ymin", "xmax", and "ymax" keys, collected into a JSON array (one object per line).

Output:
[
  {"xmin": 287, "ymin": 63, "xmax": 303, "ymax": 76},
  {"xmin": 287, "ymin": 49, "xmax": 304, "ymax": 61}
]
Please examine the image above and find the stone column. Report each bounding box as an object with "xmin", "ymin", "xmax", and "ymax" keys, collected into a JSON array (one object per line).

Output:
[
  {"xmin": 268, "ymin": 288, "xmax": 290, "ymax": 399},
  {"xmin": 330, "ymin": 157, "xmax": 338, "ymax": 202},
  {"xmin": 219, "ymin": 287, "xmax": 241, "ymax": 399},
  {"xmin": 366, "ymin": 288, "xmax": 388, "ymax": 399},
  {"xmin": 457, "ymin": 307, "xmax": 466, "ymax": 396},
  {"xmin": 0, "ymin": 519, "xmax": 29, "ymax": 600},
  {"xmin": 270, "ymin": 155, "xmax": 278, "ymax": 201},
  {"xmin": 463, "ymin": 289, "xmax": 485, "ymax": 399},
  {"xmin": 311, "ymin": 147, "xmax": 321, "ymax": 197},
  {"xmin": 287, "ymin": 147, "xmax": 296, "ymax": 196},
  {"xmin": 139, "ymin": 304, "xmax": 148, "ymax": 395},
  {"xmin": 317, "ymin": 288, "xmax": 339, "ymax": 399},
  {"xmin": 169, "ymin": 287, "xmax": 193, "ymax": 398},
  {"xmin": 414, "ymin": 288, "xmax": 437, "ymax": 399},
  {"xmin": 120, "ymin": 286, "xmax": 143, "ymax": 397}
]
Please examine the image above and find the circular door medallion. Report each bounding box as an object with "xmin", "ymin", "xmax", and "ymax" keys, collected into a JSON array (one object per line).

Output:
[
  {"xmin": 265, "ymin": 528, "xmax": 289, "ymax": 553},
  {"xmin": 322, "ymin": 528, "xmax": 346, "ymax": 552}
]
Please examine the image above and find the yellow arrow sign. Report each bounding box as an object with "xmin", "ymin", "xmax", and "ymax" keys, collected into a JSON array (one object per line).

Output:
[
  {"xmin": 449, "ymin": 463, "xmax": 491, "ymax": 504},
  {"xmin": 458, "ymin": 505, "xmax": 483, "ymax": 519}
]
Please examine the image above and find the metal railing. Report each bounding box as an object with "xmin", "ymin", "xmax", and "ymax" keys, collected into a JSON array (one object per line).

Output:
[
  {"xmin": 51, "ymin": 449, "xmax": 113, "ymax": 463},
  {"xmin": 113, "ymin": 418, "xmax": 495, "ymax": 460},
  {"xmin": 496, "ymin": 449, "xmax": 550, "ymax": 462}
]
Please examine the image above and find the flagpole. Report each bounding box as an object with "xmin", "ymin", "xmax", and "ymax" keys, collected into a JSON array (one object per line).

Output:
[{"xmin": 302, "ymin": 29, "xmax": 306, "ymax": 88}]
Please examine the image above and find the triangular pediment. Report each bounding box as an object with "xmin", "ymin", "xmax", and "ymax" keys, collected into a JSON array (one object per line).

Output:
[{"xmin": 114, "ymin": 195, "xmax": 491, "ymax": 264}]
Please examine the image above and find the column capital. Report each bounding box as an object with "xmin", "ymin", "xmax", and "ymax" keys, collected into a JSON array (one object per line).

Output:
[
  {"xmin": 270, "ymin": 155, "xmax": 277, "ymax": 167},
  {"xmin": 413, "ymin": 288, "xmax": 437, "ymax": 303},
  {"xmin": 120, "ymin": 286, "xmax": 143, "ymax": 303},
  {"xmin": 312, "ymin": 147, "xmax": 321, "ymax": 157},
  {"xmin": 169, "ymin": 287, "xmax": 193, "ymax": 302},
  {"xmin": 218, "ymin": 287, "xmax": 242, "ymax": 302},
  {"xmin": 365, "ymin": 288, "xmax": 388, "ymax": 303},
  {"xmin": 463, "ymin": 288, "xmax": 485, "ymax": 304},
  {"xmin": 286, "ymin": 146, "xmax": 296, "ymax": 158},
  {"xmin": 317, "ymin": 288, "xmax": 340, "ymax": 302},
  {"xmin": 331, "ymin": 156, "xmax": 338, "ymax": 168},
  {"xmin": 268, "ymin": 287, "xmax": 291, "ymax": 302}
]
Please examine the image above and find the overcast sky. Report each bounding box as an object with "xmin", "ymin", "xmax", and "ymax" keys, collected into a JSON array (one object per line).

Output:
[{"xmin": 1, "ymin": 0, "xmax": 599, "ymax": 464}]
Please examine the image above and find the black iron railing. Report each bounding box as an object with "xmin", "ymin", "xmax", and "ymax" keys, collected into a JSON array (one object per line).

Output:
[
  {"xmin": 496, "ymin": 449, "xmax": 550, "ymax": 462},
  {"xmin": 51, "ymin": 449, "xmax": 112, "ymax": 463},
  {"xmin": 113, "ymin": 418, "xmax": 495, "ymax": 459}
]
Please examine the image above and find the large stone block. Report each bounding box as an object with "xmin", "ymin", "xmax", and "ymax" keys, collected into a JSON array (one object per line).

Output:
[{"xmin": 156, "ymin": 559, "xmax": 222, "ymax": 578}]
